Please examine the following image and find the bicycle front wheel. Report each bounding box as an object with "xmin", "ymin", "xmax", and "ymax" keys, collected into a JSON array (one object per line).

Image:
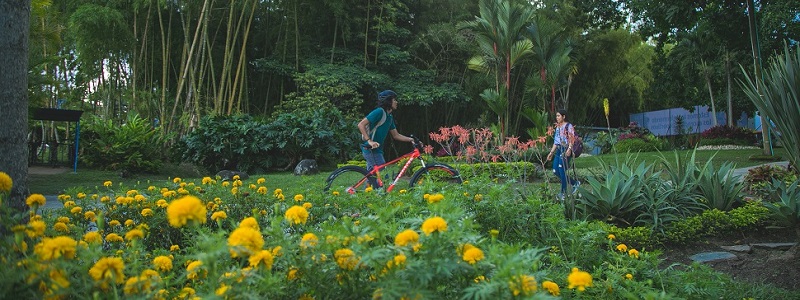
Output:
[
  {"xmin": 324, "ymin": 166, "xmax": 378, "ymax": 194},
  {"xmin": 409, "ymin": 164, "xmax": 462, "ymax": 187}
]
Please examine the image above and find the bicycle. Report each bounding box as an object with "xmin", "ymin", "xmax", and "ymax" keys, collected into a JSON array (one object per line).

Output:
[{"xmin": 324, "ymin": 135, "xmax": 462, "ymax": 194}]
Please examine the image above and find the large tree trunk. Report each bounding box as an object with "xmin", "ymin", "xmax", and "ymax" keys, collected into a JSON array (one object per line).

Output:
[{"xmin": 0, "ymin": 0, "xmax": 31, "ymax": 217}]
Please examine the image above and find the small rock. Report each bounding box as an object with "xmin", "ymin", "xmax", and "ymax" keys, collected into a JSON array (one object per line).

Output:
[
  {"xmin": 721, "ymin": 245, "xmax": 752, "ymax": 253},
  {"xmin": 751, "ymin": 243, "xmax": 797, "ymax": 250},
  {"xmin": 293, "ymin": 159, "xmax": 319, "ymax": 176},
  {"xmin": 690, "ymin": 251, "xmax": 738, "ymax": 263},
  {"xmin": 216, "ymin": 170, "xmax": 249, "ymax": 181}
]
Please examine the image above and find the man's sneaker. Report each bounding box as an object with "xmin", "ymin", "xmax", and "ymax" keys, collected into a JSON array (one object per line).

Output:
[
  {"xmin": 556, "ymin": 193, "xmax": 565, "ymax": 201},
  {"xmin": 572, "ymin": 181, "xmax": 581, "ymax": 194}
]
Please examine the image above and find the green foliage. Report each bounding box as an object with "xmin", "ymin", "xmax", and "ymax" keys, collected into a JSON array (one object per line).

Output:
[
  {"xmin": 741, "ymin": 43, "xmax": 800, "ymax": 171},
  {"xmin": 695, "ymin": 161, "xmax": 744, "ymax": 211},
  {"xmin": 743, "ymin": 164, "xmax": 797, "ymax": 198},
  {"xmin": 179, "ymin": 115, "xmax": 275, "ymax": 173},
  {"xmin": 577, "ymin": 162, "xmax": 649, "ymax": 226},
  {"xmin": 664, "ymin": 201, "xmax": 769, "ymax": 244},
  {"xmin": 80, "ymin": 114, "xmax": 164, "ymax": 173},
  {"xmin": 612, "ymin": 137, "xmax": 664, "ymax": 153},
  {"xmin": 699, "ymin": 125, "xmax": 757, "ymax": 145},
  {"xmin": 607, "ymin": 225, "xmax": 654, "ymax": 249},
  {"xmin": 263, "ymin": 106, "xmax": 357, "ymax": 168},
  {"xmin": 762, "ymin": 179, "xmax": 800, "ymax": 229}
]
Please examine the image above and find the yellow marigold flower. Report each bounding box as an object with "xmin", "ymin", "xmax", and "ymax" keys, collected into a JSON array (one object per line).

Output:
[
  {"xmin": 332, "ymin": 191, "xmax": 340, "ymax": 196},
  {"xmin": 89, "ymin": 257, "xmax": 126, "ymax": 287},
  {"xmin": 616, "ymin": 244, "xmax": 628, "ymax": 253},
  {"xmin": 186, "ymin": 260, "xmax": 204, "ymax": 280},
  {"xmin": 509, "ymin": 275, "xmax": 537, "ymax": 296},
  {"xmin": 153, "ymin": 256, "xmax": 173, "ymax": 272},
  {"xmin": 567, "ymin": 267, "xmax": 593, "ymax": 292},
  {"xmin": 106, "ymin": 233, "xmax": 124, "ymax": 243},
  {"xmin": 284, "ymin": 205, "xmax": 309, "ymax": 225},
  {"xmin": 179, "ymin": 287, "xmax": 196, "ymax": 298},
  {"xmin": 70, "ymin": 206, "xmax": 82, "ymax": 214},
  {"xmin": 247, "ymin": 183, "xmax": 255, "ymax": 190},
  {"xmin": 215, "ymin": 284, "xmax": 229, "ymax": 296},
  {"xmin": 106, "ymin": 220, "xmax": 119, "ymax": 227},
  {"xmin": 233, "ymin": 175, "xmax": 241, "ymax": 181},
  {"xmin": 257, "ymin": 186, "xmax": 268, "ymax": 195},
  {"xmin": 0, "ymin": 172, "xmax": 12, "ymax": 193},
  {"xmin": 140, "ymin": 208, "xmax": 154, "ymax": 217},
  {"xmin": 607, "ymin": 234, "xmax": 616, "ymax": 240},
  {"xmin": 221, "ymin": 181, "xmax": 230, "ymax": 187},
  {"xmin": 427, "ymin": 193, "xmax": 444, "ymax": 204},
  {"xmin": 399, "ymin": 189, "xmax": 407, "ymax": 194},
  {"xmin": 276, "ymin": 193, "xmax": 285, "ymax": 201},
  {"xmin": 34, "ymin": 236, "xmax": 78, "ymax": 260},
  {"xmin": 57, "ymin": 216, "xmax": 70, "ymax": 223},
  {"xmin": 421, "ymin": 216, "xmax": 447, "ymax": 235},
  {"xmin": 91, "ymin": 194, "xmax": 98, "ymax": 200},
  {"xmin": 239, "ymin": 217, "xmax": 260, "ymax": 230},
  {"xmin": 248, "ymin": 250, "xmax": 274, "ymax": 270},
  {"xmin": 302, "ymin": 202, "xmax": 312, "ymax": 209},
  {"xmin": 103, "ymin": 181, "xmax": 113, "ymax": 187},
  {"xmin": 294, "ymin": 194, "xmax": 304, "ymax": 202},
  {"xmin": 26, "ymin": 220, "xmax": 46, "ymax": 238},
  {"xmin": 462, "ymin": 246, "xmax": 485, "ymax": 265},
  {"xmin": 334, "ymin": 248, "xmax": 359, "ymax": 270},
  {"xmin": 233, "ymin": 180, "xmax": 242, "ymax": 187},
  {"xmin": 26, "ymin": 194, "xmax": 46, "ymax": 207},
  {"xmin": 272, "ymin": 246, "xmax": 283, "ymax": 257},
  {"xmin": 230, "ymin": 187, "xmax": 238, "ymax": 195},
  {"xmin": 628, "ymin": 249, "xmax": 640, "ymax": 258},
  {"xmin": 166, "ymin": 196, "xmax": 207, "ymax": 228},
  {"xmin": 155, "ymin": 199, "xmax": 168, "ymax": 208},
  {"xmin": 387, "ymin": 253, "xmax": 407, "ymax": 269},
  {"xmin": 542, "ymin": 280, "xmax": 560, "ymax": 296},
  {"xmin": 173, "ymin": 177, "xmax": 182, "ymax": 183},
  {"xmin": 228, "ymin": 227, "xmax": 264, "ymax": 258},
  {"xmin": 211, "ymin": 211, "xmax": 228, "ymax": 221},
  {"xmin": 301, "ymin": 233, "xmax": 319, "ymax": 248},
  {"xmin": 365, "ymin": 186, "xmax": 373, "ymax": 193},
  {"xmin": 125, "ymin": 229, "xmax": 145, "ymax": 241},
  {"xmin": 77, "ymin": 192, "xmax": 86, "ymax": 199},
  {"xmin": 54, "ymin": 222, "xmax": 69, "ymax": 233},
  {"xmin": 474, "ymin": 275, "xmax": 486, "ymax": 283},
  {"xmin": 287, "ymin": 268, "xmax": 300, "ymax": 280},
  {"xmin": 170, "ymin": 245, "xmax": 180, "ymax": 252},
  {"xmin": 100, "ymin": 196, "xmax": 110, "ymax": 203},
  {"xmin": 257, "ymin": 178, "xmax": 266, "ymax": 184},
  {"xmin": 201, "ymin": 177, "xmax": 213, "ymax": 185},
  {"xmin": 84, "ymin": 231, "xmax": 102, "ymax": 244},
  {"xmin": 260, "ymin": 209, "xmax": 268, "ymax": 216},
  {"xmin": 177, "ymin": 187, "xmax": 189, "ymax": 195},
  {"xmin": 125, "ymin": 219, "xmax": 135, "ymax": 227},
  {"xmin": 134, "ymin": 195, "xmax": 146, "ymax": 202},
  {"xmin": 126, "ymin": 190, "xmax": 139, "ymax": 196},
  {"xmin": 625, "ymin": 273, "xmax": 633, "ymax": 280},
  {"xmin": 474, "ymin": 194, "xmax": 483, "ymax": 201},
  {"xmin": 394, "ymin": 229, "xmax": 420, "ymax": 247},
  {"xmin": 84, "ymin": 211, "xmax": 97, "ymax": 221},
  {"xmin": 63, "ymin": 200, "xmax": 76, "ymax": 208}
]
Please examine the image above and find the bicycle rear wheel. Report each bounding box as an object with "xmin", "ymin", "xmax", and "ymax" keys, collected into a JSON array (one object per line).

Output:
[
  {"xmin": 324, "ymin": 166, "xmax": 378, "ymax": 194},
  {"xmin": 409, "ymin": 164, "xmax": 462, "ymax": 187}
]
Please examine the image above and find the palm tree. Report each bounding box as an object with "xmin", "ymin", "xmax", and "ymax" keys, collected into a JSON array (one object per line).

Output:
[
  {"xmin": 462, "ymin": 0, "xmax": 535, "ymax": 139},
  {"xmin": 526, "ymin": 14, "xmax": 573, "ymax": 114}
]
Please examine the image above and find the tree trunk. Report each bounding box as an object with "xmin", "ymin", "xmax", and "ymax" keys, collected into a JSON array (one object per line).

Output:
[{"xmin": 0, "ymin": 0, "xmax": 31, "ymax": 217}]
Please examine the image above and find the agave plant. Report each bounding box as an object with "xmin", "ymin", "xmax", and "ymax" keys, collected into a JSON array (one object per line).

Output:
[
  {"xmin": 740, "ymin": 43, "xmax": 800, "ymax": 171},
  {"xmin": 695, "ymin": 161, "xmax": 745, "ymax": 211},
  {"xmin": 763, "ymin": 179, "xmax": 800, "ymax": 230},
  {"xmin": 577, "ymin": 162, "xmax": 651, "ymax": 226}
]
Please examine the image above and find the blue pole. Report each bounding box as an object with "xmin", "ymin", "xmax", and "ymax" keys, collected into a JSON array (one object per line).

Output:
[{"xmin": 73, "ymin": 121, "xmax": 80, "ymax": 173}]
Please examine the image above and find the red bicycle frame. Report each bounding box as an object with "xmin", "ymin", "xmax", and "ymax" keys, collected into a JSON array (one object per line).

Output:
[{"xmin": 362, "ymin": 145, "xmax": 427, "ymax": 192}]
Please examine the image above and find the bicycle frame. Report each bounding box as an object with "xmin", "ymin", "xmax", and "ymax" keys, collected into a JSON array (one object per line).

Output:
[{"xmin": 360, "ymin": 145, "xmax": 428, "ymax": 192}]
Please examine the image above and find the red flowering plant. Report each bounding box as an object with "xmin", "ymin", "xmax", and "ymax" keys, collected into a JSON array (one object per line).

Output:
[{"xmin": 428, "ymin": 126, "xmax": 551, "ymax": 181}]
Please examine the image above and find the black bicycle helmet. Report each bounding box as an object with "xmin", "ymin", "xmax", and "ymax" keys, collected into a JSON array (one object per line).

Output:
[{"xmin": 377, "ymin": 90, "xmax": 397, "ymax": 108}]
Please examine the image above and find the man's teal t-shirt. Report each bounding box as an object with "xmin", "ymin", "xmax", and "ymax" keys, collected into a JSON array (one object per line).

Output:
[{"xmin": 361, "ymin": 108, "xmax": 395, "ymax": 154}]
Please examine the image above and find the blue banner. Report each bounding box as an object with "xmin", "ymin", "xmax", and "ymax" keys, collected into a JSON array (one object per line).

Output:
[{"xmin": 629, "ymin": 106, "xmax": 727, "ymax": 136}]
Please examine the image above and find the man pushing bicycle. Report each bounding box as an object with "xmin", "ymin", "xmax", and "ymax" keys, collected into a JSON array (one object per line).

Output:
[{"xmin": 357, "ymin": 90, "xmax": 415, "ymax": 172}]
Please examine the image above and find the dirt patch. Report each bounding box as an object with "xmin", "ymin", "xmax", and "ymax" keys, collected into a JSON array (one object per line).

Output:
[
  {"xmin": 28, "ymin": 166, "xmax": 71, "ymax": 175},
  {"xmin": 659, "ymin": 227, "xmax": 800, "ymax": 291}
]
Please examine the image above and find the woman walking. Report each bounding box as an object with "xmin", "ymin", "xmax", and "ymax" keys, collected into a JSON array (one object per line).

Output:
[{"xmin": 546, "ymin": 109, "xmax": 580, "ymax": 200}]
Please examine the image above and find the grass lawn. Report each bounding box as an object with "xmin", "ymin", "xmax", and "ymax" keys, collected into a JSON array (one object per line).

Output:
[{"xmin": 27, "ymin": 147, "xmax": 789, "ymax": 195}]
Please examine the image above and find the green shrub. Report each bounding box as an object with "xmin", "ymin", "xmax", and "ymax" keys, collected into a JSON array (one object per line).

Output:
[
  {"xmin": 612, "ymin": 138, "xmax": 662, "ymax": 153},
  {"xmin": 179, "ymin": 114, "xmax": 276, "ymax": 173},
  {"xmin": 763, "ymin": 179, "xmax": 800, "ymax": 229},
  {"xmin": 80, "ymin": 114, "xmax": 165, "ymax": 173},
  {"xmin": 743, "ymin": 164, "xmax": 798, "ymax": 197},
  {"xmin": 663, "ymin": 201, "xmax": 770, "ymax": 244},
  {"xmin": 607, "ymin": 225, "xmax": 654, "ymax": 249}
]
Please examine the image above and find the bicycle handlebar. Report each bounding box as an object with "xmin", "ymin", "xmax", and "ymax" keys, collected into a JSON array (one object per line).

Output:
[{"xmin": 409, "ymin": 134, "xmax": 423, "ymax": 150}]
